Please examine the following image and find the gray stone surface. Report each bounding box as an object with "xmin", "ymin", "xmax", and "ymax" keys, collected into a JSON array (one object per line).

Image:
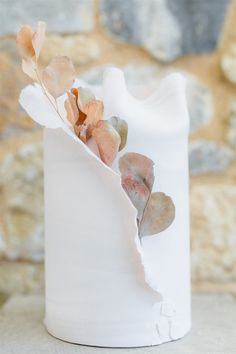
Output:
[
  {"xmin": 81, "ymin": 64, "xmax": 213, "ymax": 132},
  {"xmin": 189, "ymin": 140, "xmax": 234, "ymax": 175},
  {"xmin": 0, "ymin": 0, "xmax": 94, "ymax": 34},
  {"xmin": 185, "ymin": 76, "xmax": 213, "ymax": 133},
  {"xmin": 100, "ymin": 0, "xmax": 231, "ymax": 62},
  {"xmin": 0, "ymin": 294, "xmax": 236, "ymax": 353},
  {"xmin": 167, "ymin": 0, "xmax": 231, "ymax": 54},
  {"xmin": 100, "ymin": 0, "xmax": 182, "ymax": 62}
]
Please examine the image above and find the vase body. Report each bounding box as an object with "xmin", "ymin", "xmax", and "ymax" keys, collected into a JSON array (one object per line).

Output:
[{"xmin": 44, "ymin": 70, "xmax": 191, "ymax": 347}]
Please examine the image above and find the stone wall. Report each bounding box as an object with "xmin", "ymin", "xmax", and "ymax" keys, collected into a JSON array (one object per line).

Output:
[{"xmin": 0, "ymin": 0, "xmax": 236, "ymax": 295}]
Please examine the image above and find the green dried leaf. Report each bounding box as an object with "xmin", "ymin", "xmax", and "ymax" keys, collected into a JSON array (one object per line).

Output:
[
  {"xmin": 108, "ymin": 116, "xmax": 128, "ymax": 151},
  {"xmin": 139, "ymin": 192, "xmax": 175, "ymax": 237}
]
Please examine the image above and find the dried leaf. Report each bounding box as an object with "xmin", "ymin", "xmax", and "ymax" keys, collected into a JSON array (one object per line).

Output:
[
  {"xmin": 64, "ymin": 91, "xmax": 79, "ymax": 126},
  {"xmin": 21, "ymin": 58, "xmax": 38, "ymax": 82},
  {"xmin": 16, "ymin": 25, "xmax": 34, "ymax": 59},
  {"xmin": 83, "ymin": 100, "xmax": 104, "ymax": 139},
  {"xmin": 108, "ymin": 116, "xmax": 128, "ymax": 151},
  {"xmin": 70, "ymin": 88, "xmax": 87, "ymax": 125},
  {"xmin": 119, "ymin": 153, "xmax": 154, "ymax": 220},
  {"xmin": 121, "ymin": 175, "xmax": 150, "ymax": 221},
  {"xmin": 139, "ymin": 192, "xmax": 175, "ymax": 237},
  {"xmin": 77, "ymin": 87, "xmax": 96, "ymax": 110},
  {"xmin": 77, "ymin": 124, "xmax": 88, "ymax": 143},
  {"xmin": 92, "ymin": 121, "xmax": 121, "ymax": 166},
  {"xmin": 119, "ymin": 153, "xmax": 154, "ymax": 191},
  {"xmin": 42, "ymin": 56, "xmax": 76, "ymax": 98},
  {"xmin": 32, "ymin": 21, "xmax": 46, "ymax": 60}
]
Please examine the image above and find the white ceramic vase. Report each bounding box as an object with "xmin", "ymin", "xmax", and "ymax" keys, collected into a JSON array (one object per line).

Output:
[{"xmin": 24, "ymin": 67, "xmax": 191, "ymax": 347}]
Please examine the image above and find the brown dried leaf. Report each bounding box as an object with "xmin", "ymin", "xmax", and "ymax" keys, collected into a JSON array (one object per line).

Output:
[
  {"xmin": 139, "ymin": 192, "xmax": 175, "ymax": 237},
  {"xmin": 64, "ymin": 91, "xmax": 79, "ymax": 126},
  {"xmin": 77, "ymin": 87, "xmax": 96, "ymax": 111},
  {"xmin": 42, "ymin": 56, "xmax": 76, "ymax": 98},
  {"xmin": 21, "ymin": 58, "xmax": 38, "ymax": 82},
  {"xmin": 70, "ymin": 88, "xmax": 87, "ymax": 125},
  {"xmin": 32, "ymin": 21, "xmax": 46, "ymax": 60},
  {"xmin": 16, "ymin": 25, "xmax": 34, "ymax": 59},
  {"xmin": 108, "ymin": 116, "xmax": 128, "ymax": 151},
  {"xmin": 92, "ymin": 121, "xmax": 121, "ymax": 166}
]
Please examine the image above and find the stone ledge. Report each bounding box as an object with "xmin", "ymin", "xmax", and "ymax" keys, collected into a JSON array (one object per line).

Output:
[{"xmin": 0, "ymin": 294, "xmax": 236, "ymax": 354}]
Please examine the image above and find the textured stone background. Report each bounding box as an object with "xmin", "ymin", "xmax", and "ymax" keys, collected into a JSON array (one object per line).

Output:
[{"xmin": 0, "ymin": 0, "xmax": 236, "ymax": 296}]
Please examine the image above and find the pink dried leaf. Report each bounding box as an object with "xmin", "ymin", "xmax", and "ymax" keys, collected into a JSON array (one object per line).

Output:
[
  {"xmin": 92, "ymin": 120, "xmax": 121, "ymax": 166},
  {"xmin": 64, "ymin": 91, "xmax": 79, "ymax": 126},
  {"xmin": 119, "ymin": 153, "xmax": 154, "ymax": 192},
  {"xmin": 121, "ymin": 175, "xmax": 150, "ymax": 221},
  {"xmin": 77, "ymin": 87, "xmax": 96, "ymax": 110},
  {"xmin": 83, "ymin": 100, "xmax": 104, "ymax": 138},
  {"xmin": 78, "ymin": 123, "xmax": 89, "ymax": 143},
  {"xmin": 42, "ymin": 56, "xmax": 76, "ymax": 98},
  {"xmin": 108, "ymin": 116, "xmax": 128, "ymax": 151},
  {"xmin": 21, "ymin": 58, "xmax": 38, "ymax": 82},
  {"xmin": 16, "ymin": 25, "xmax": 35, "ymax": 59},
  {"xmin": 32, "ymin": 21, "xmax": 46, "ymax": 60},
  {"xmin": 139, "ymin": 192, "xmax": 175, "ymax": 237},
  {"xmin": 119, "ymin": 153, "xmax": 154, "ymax": 221}
]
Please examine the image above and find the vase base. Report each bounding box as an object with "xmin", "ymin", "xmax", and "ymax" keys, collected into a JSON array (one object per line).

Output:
[{"xmin": 45, "ymin": 316, "xmax": 191, "ymax": 348}]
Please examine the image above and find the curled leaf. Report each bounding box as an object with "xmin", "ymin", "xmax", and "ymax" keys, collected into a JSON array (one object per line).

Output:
[
  {"xmin": 119, "ymin": 153, "xmax": 154, "ymax": 221},
  {"xmin": 32, "ymin": 21, "xmax": 46, "ymax": 60},
  {"xmin": 16, "ymin": 21, "xmax": 46, "ymax": 62},
  {"xmin": 71, "ymin": 88, "xmax": 86, "ymax": 125},
  {"xmin": 139, "ymin": 192, "xmax": 175, "ymax": 237},
  {"xmin": 77, "ymin": 87, "xmax": 96, "ymax": 110},
  {"xmin": 16, "ymin": 25, "xmax": 35, "ymax": 59},
  {"xmin": 92, "ymin": 121, "xmax": 121, "ymax": 166},
  {"xmin": 108, "ymin": 116, "xmax": 128, "ymax": 151},
  {"xmin": 64, "ymin": 91, "xmax": 79, "ymax": 126},
  {"xmin": 42, "ymin": 56, "xmax": 76, "ymax": 98}
]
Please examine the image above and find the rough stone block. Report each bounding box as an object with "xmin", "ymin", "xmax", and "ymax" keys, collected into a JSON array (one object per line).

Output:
[
  {"xmin": 0, "ymin": 0, "xmax": 94, "ymax": 35},
  {"xmin": 191, "ymin": 183, "xmax": 236, "ymax": 281},
  {"xmin": 0, "ymin": 138, "xmax": 44, "ymax": 262},
  {"xmin": 189, "ymin": 140, "xmax": 234, "ymax": 175},
  {"xmin": 101, "ymin": 0, "xmax": 231, "ymax": 62}
]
